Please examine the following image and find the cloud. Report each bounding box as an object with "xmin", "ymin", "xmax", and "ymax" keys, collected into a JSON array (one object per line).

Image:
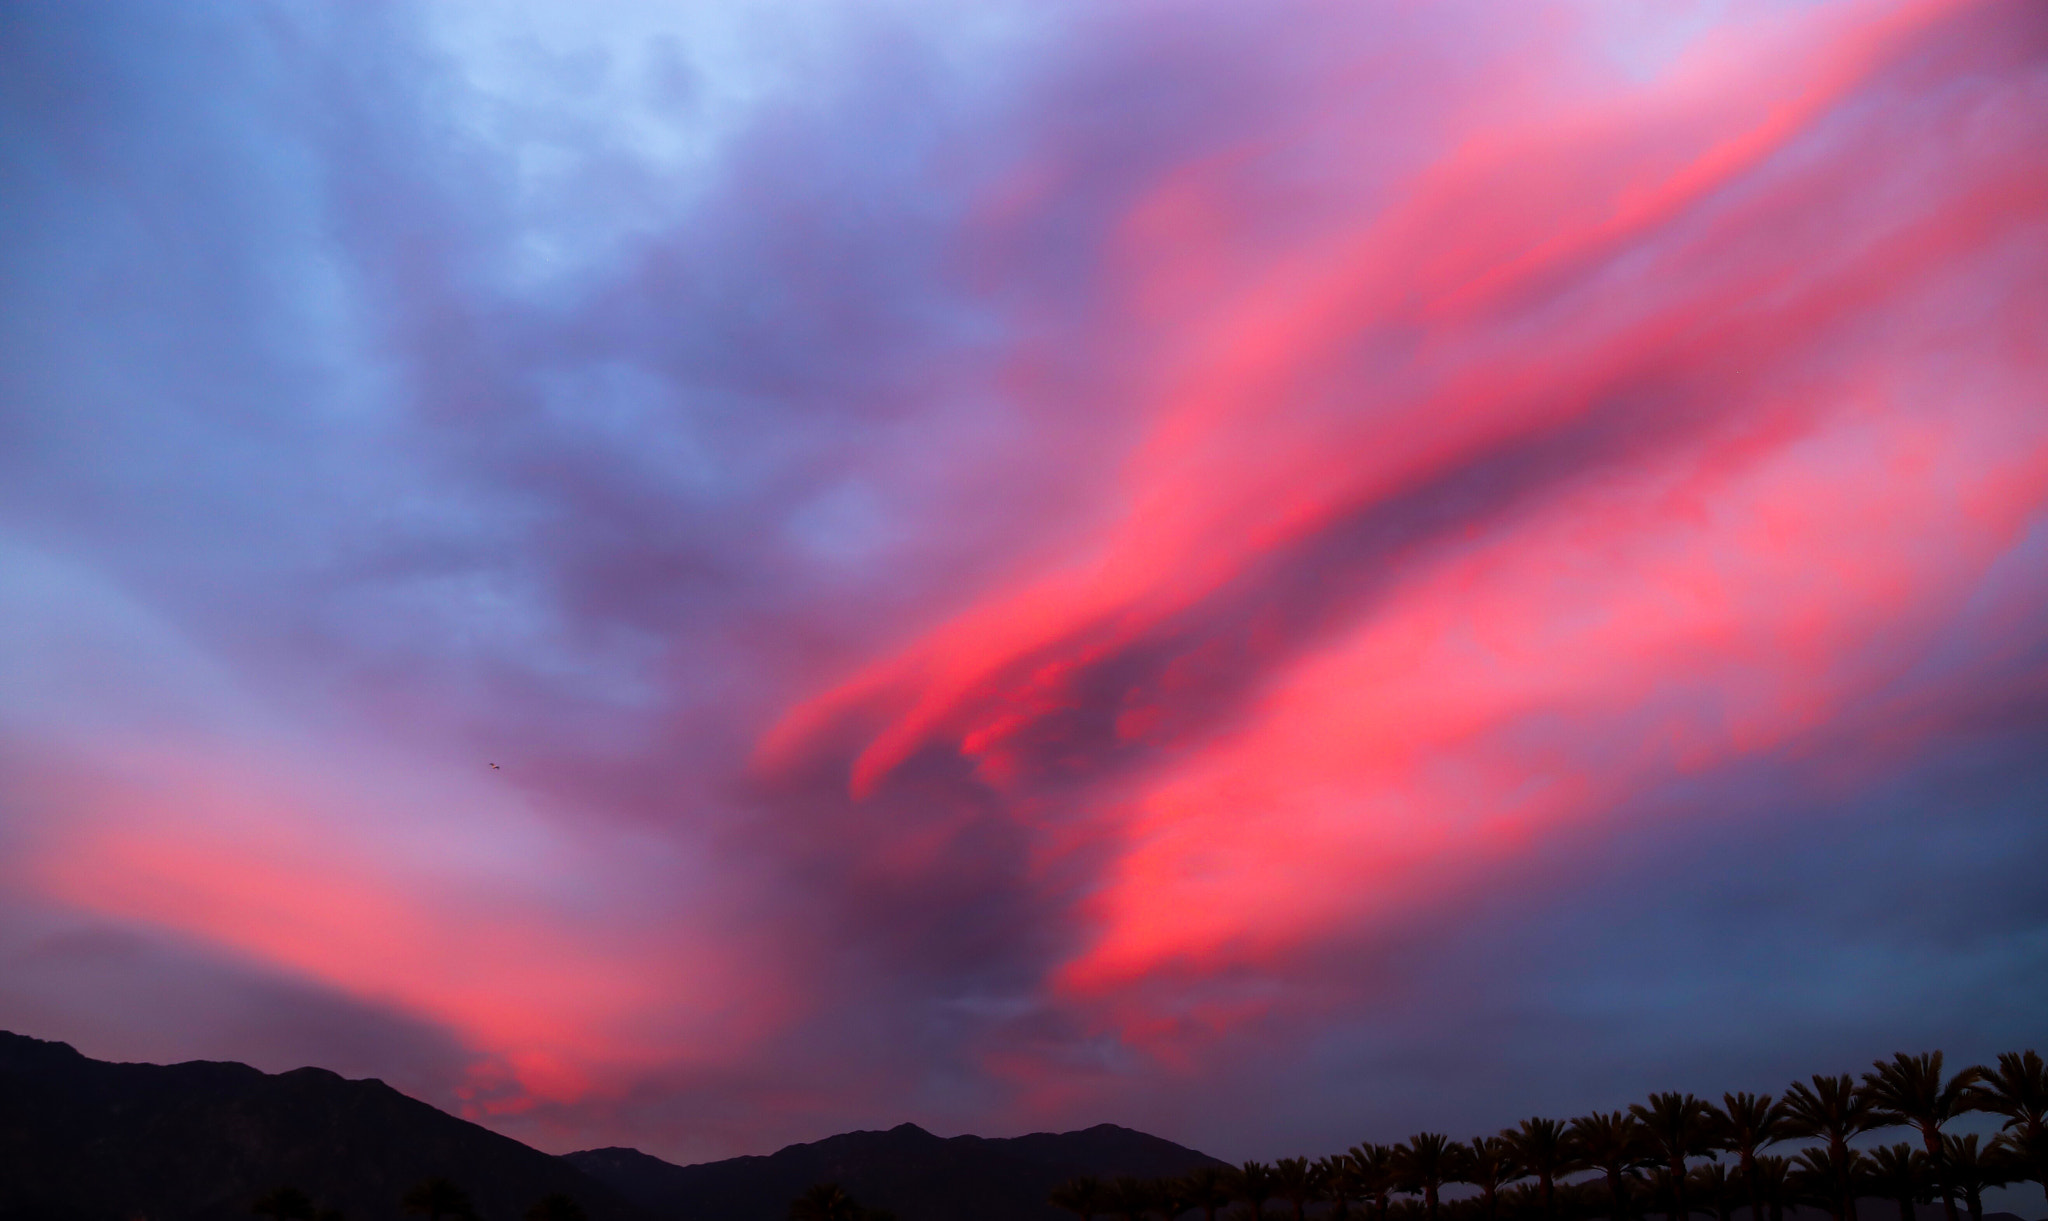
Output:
[{"xmin": 1, "ymin": 0, "xmax": 2044, "ymax": 1167}]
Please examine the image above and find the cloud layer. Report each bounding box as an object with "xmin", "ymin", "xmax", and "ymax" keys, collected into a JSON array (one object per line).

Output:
[{"xmin": 3, "ymin": 0, "xmax": 2045, "ymax": 1166}]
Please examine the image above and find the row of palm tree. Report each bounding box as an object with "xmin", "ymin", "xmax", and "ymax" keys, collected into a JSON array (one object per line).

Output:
[{"xmin": 1049, "ymin": 1050, "xmax": 2048, "ymax": 1221}]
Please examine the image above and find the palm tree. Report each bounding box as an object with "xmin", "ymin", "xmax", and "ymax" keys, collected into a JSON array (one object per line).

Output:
[
  {"xmin": 1181, "ymin": 1167, "xmax": 1236, "ymax": 1221},
  {"xmin": 1353, "ymin": 1144, "xmax": 1398, "ymax": 1221},
  {"xmin": 402, "ymin": 1178, "xmax": 475, "ymax": 1221},
  {"xmin": 1274, "ymin": 1157, "xmax": 1325, "ymax": 1221},
  {"xmin": 1936, "ymin": 1135, "xmax": 2012, "ymax": 1221},
  {"xmin": 790, "ymin": 1183, "xmax": 864, "ymax": 1221},
  {"xmin": 1861, "ymin": 1052, "xmax": 1985, "ymax": 1221},
  {"xmin": 1629, "ymin": 1094, "xmax": 1720, "ymax": 1221},
  {"xmin": 1571, "ymin": 1111, "xmax": 1646, "ymax": 1221},
  {"xmin": 1866, "ymin": 1143, "xmax": 1929, "ymax": 1221},
  {"xmin": 1464, "ymin": 1137, "xmax": 1518, "ymax": 1221},
  {"xmin": 1972, "ymin": 1050, "xmax": 2048, "ymax": 1198},
  {"xmin": 253, "ymin": 1187, "xmax": 316, "ymax": 1221},
  {"xmin": 1781, "ymin": 1075, "xmax": 1879, "ymax": 1221},
  {"xmin": 1321, "ymin": 1154, "xmax": 1365, "ymax": 1221},
  {"xmin": 1752, "ymin": 1156, "xmax": 1792, "ymax": 1221},
  {"xmin": 1052, "ymin": 1177, "xmax": 1109, "ymax": 1221},
  {"xmin": 1788, "ymin": 1147, "xmax": 1866, "ymax": 1221},
  {"xmin": 1238, "ymin": 1161, "xmax": 1281, "ymax": 1221},
  {"xmin": 1711, "ymin": 1093, "xmax": 1787, "ymax": 1221},
  {"xmin": 1394, "ymin": 1133, "xmax": 1460, "ymax": 1221},
  {"xmin": 1105, "ymin": 1176, "xmax": 1157, "ymax": 1221},
  {"xmin": 526, "ymin": 1196, "xmax": 586, "ymax": 1221},
  {"xmin": 1501, "ymin": 1118, "xmax": 1573, "ymax": 1221},
  {"xmin": 1688, "ymin": 1161, "xmax": 1734, "ymax": 1221}
]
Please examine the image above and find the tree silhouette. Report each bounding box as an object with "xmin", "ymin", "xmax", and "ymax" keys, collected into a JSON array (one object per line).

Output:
[
  {"xmin": 1394, "ymin": 1133, "xmax": 1459, "ymax": 1221},
  {"xmin": 1752, "ymin": 1155, "xmax": 1792, "ymax": 1221},
  {"xmin": 1972, "ymin": 1050, "xmax": 2047, "ymax": 1199},
  {"xmin": 253, "ymin": 1186, "xmax": 316, "ymax": 1221},
  {"xmin": 1866, "ymin": 1143, "xmax": 1929, "ymax": 1221},
  {"xmin": 1936, "ymin": 1134, "xmax": 2013, "ymax": 1221},
  {"xmin": 402, "ymin": 1178, "xmax": 475, "ymax": 1221},
  {"xmin": 1461, "ymin": 1136, "xmax": 1517, "ymax": 1221},
  {"xmin": 1789, "ymin": 1147, "xmax": 1866, "ymax": 1221},
  {"xmin": 790, "ymin": 1182, "xmax": 863, "ymax": 1221},
  {"xmin": 1688, "ymin": 1160, "xmax": 1735, "ymax": 1221},
  {"xmin": 1105, "ymin": 1175, "xmax": 1157, "ymax": 1221},
  {"xmin": 1781, "ymin": 1076, "xmax": 1878, "ymax": 1221},
  {"xmin": 1320, "ymin": 1153, "xmax": 1364, "ymax": 1221},
  {"xmin": 1629, "ymin": 1093, "xmax": 1719, "ymax": 1221},
  {"xmin": 1171, "ymin": 1163, "xmax": 1228, "ymax": 1221},
  {"xmin": 1181, "ymin": 1167, "xmax": 1236, "ymax": 1221},
  {"xmin": 1352, "ymin": 1143, "xmax": 1398, "ymax": 1221},
  {"xmin": 1275, "ymin": 1156, "xmax": 1325, "ymax": 1221},
  {"xmin": 1571, "ymin": 1111, "xmax": 1646, "ymax": 1221},
  {"xmin": 1500, "ymin": 1118, "xmax": 1572, "ymax": 1221},
  {"xmin": 1712, "ymin": 1093, "xmax": 1787, "ymax": 1221},
  {"xmin": 1051, "ymin": 1176, "xmax": 1108, "ymax": 1221},
  {"xmin": 1237, "ymin": 1160, "xmax": 1281, "ymax": 1221},
  {"xmin": 1862, "ymin": 1052, "xmax": 1984, "ymax": 1221}
]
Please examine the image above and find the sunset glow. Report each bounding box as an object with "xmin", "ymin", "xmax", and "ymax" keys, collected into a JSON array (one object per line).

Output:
[{"xmin": 2, "ymin": 0, "xmax": 2044, "ymax": 1165}]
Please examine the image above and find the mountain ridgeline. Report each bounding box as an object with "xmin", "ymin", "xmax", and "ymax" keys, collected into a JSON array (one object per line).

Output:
[
  {"xmin": 0, "ymin": 1032, "xmax": 637, "ymax": 1221},
  {"xmin": 564, "ymin": 1122, "xmax": 1229, "ymax": 1221},
  {"xmin": 0, "ymin": 1031, "xmax": 1225, "ymax": 1221}
]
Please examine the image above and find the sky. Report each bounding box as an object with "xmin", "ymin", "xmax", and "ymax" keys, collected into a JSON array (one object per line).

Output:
[{"xmin": 2, "ymin": 0, "xmax": 2046, "ymax": 1177}]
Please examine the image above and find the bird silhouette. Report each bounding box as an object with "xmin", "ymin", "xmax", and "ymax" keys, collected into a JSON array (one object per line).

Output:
[{"xmin": 489, "ymin": 762, "xmax": 500, "ymax": 769}]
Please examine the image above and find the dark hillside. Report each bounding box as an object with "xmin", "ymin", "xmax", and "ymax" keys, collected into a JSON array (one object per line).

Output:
[
  {"xmin": 566, "ymin": 1121, "xmax": 1228, "ymax": 1221},
  {"xmin": 0, "ymin": 1032, "xmax": 637, "ymax": 1221}
]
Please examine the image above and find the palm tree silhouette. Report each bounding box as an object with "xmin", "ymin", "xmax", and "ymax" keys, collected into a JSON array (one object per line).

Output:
[
  {"xmin": 1781, "ymin": 1075, "xmax": 1879, "ymax": 1221},
  {"xmin": 253, "ymin": 1187, "xmax": 316, "ymax": 1221},
  {"xmin": 1751, "ymin": 1155, "xmax": 1792, "ymax": 1221},
  {"xmin": 1393, "ymin": 1133, "xmax": 1458, "ymax": 1221},
  {"xmin": 1180, "ymin": 1167, "xmax": 1235, "ymax": 1221},
  {"xmin": 402, "ymin": 1178, "xmax": 475, "ymax": 1221},
  {"xmin": 1274, "ymin": 1157, "xmax": 1324, "ymax": 1221},
  {"xmin": 1935, "ymin": 1134, "xmax": 2012, "ymax": 1221},
  {"xmin": 1320, "ymin": 1153, "xmax": 1366, "ymax": 1221},
  {"xmin": 1237, "ymin": 1160, "xmax": 1281, "ymax": 1221},
  {"xmin": 1972, "ymin": 1050, "xmax": 2047, "ymax": 1200},
  {"xmin": 1629, "ymin": 1093, "xmax": 1719, "ymax": 1221},
  {"xmin": 1051, "ymin": 1176, "xmax": 1108, "ymax": 1221},
  {"xmin": 1688, "ymin": 1160, "xmax": 1735, "ymax": 1221},
  {"xmin": 1352, "ymin": 1143, "xmax": 1398, "ymax": 1221},
  {"xmin": 1866, "ymin": 1142, "xmax": 1929, "ymax": 1221},
  {"xmin": 1462, "ymin": 1136, "xmax": 1517, "ymax": 1221},
  {"xmin": 1103, "ymin": 1176, "xmax": 1156, "ymax": 1221},
  {"xmin": 1711, "ymin": 1092, "xmax": 1787, "ymax": 1221},
  {"xmin": 1862, "ymin": 1052, "xmax": 1985, "ymax": 1221},
  {"xmin": 1501, "ymin": 1118, "xmax": 1573, "ymax": 1221},
  {"xmin": 790, "ymin": 1182, "xmax": 863, "ymax": 1221},
  {"xmin": 1571, "ymin": 1110, "xmax": 1646, "ymax": 1221},
  {"xmin": 1789, "ymin": 1146, "xmax": 1867, "ymax": 1221}
]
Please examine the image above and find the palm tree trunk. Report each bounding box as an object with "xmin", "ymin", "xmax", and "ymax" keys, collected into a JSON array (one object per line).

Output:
[
  {"xmin": 1671, "ymin": 1157, "xmax": 1688, "ymax": 1221},
  {"xmin": 1541, "ymin": 1173, "xmax": 1555, "ymax": 1221},
  {"xmin": 1426, "ymin": 1184, "xmax": 1440, "ymax": 1221},
  {"xmin": 1919, "ymin": 1124, "xmax": 1959, "ymax": 1221},
  {"xmin": 1745, "ymin": 1156, "xmax": 1763, "ymax": 1221}
]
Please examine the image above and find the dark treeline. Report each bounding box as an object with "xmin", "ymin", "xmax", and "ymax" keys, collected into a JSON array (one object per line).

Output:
[
  {"xmin": 249, "ymin": 1177, "xmax": 589, "ymax": 1221},
  {"xmin": 1024, "ymin": 1051, "xmax": 2047, "ymax": 1221}
]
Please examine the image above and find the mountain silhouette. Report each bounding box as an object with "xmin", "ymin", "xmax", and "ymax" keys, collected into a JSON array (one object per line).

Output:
[
  {"xmin": 565, "ymin": 1121, "xmax": 1230, "ymax": 1221},
  {"xmin": 0, "ymin": 1031, "xmax": 638, "ymax": 1221}
]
